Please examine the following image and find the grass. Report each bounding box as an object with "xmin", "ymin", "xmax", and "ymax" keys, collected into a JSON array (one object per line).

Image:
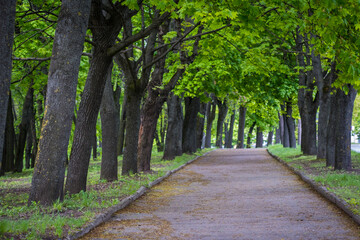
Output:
[
  {"xmin": 0, "ymin": 148, "xmax": 212, "ymax": 239},
  {"xmin": 268, "ymin": 144, "xmax": 360, "ymax": 216}
]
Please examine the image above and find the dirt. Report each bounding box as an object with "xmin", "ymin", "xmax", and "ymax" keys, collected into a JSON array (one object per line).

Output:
[{"xmin": 81, "ymin": 149, "xmax": 360, "ymax": 239}]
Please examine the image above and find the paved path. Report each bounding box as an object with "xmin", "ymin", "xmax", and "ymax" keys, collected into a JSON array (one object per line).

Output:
[
  {"xmin": 82, "ymin": 149, "xmax": 360, "ymax": 240},
  {"xmin": 352, "ymin": 144, "xmax": 360, "ymax": 153}
]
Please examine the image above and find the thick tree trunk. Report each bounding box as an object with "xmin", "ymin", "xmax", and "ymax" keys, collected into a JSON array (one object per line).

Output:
[
  {"xmin": 196, "ymin": 103, "xmax": 206, "ymax": 149},
  {"xmin": 14, "ymin": 85, "xmax": 33, "ymax": 172},
  {"xmin": 256, "ymin": 127, "xmax": 263, "ymax": 148},
  {"xmin": 0, "ymin": 0, "xmax": 16, "ymax": 170},
  {"xmin": 275, "ymin": 128, "xmax": 281, "ymax": 144},
  {"xmin": 163, "ymin": 93, "xmax": 183, "ymax": 160},
  {"xmin": 205, "ymin": 100, "xmax": 216, "ymax": 148},
  {"xmin": 215, "ymin": 99, "xmax": 228, "ymax": 148},
  {"xmin": 100, "ymin": 64, "xmax": 118, "ymax": 181},
  {"xmin": 137, "ymin": 93, "xmax": 164, "ymax": 172},
  {"xmin": 29, "ymin": 0, "xmax": 91, "ymax": 205},
  {"xmin": 1, "ymin": 95, "xmax": 15, "ymax": 175},
  {"xmin": 317, "ymin": 62, "xmax": 335, "ymax": 159},
  {"xmin": 278, "ymin": 112, "xmax": 284, "ymax": 144},
  {"xmin": 297, "ymin": 119, "xmax": 302, "ymax": 146},
  {"xmin": 225, "ymin": 110, "xmax": 235, "ymax": 148},
  {"xmin": 122, "ymin": 89, "xmax": 142, "ymax": 175},
  {"xmin": 326, "ymin": 92, "xmax": 337, "ymax": 167},
  {"xmin": 286, "ymin": 102, "xmax": 296, "ymax": 148},
  {"xmin": 334, "ymin": 85, "xmax": 357, "ymax": 170},
  {"xmin": 267, "ymin": 130, "xmax": 274, "ymax": 146},
  {"xmin": 281, "ymin": 104, "xmax": 290, "ymax": 148},
  {"xmin": 296, "ymin": 32, "xmax": 319, "ymax": 155},
  {"xmin": 117, "ymin": 89, "xmax": 127, "ymax": 155},
  {"xmin": 65, "ymin": 2, "xmax": 123, "ymax": 194},
  {"xmin": 236, "ymin": 106, "xmax": 246, "ymax": 148},
  {"xmin": 246, "ymin": 122, "xmax": 256, "ymax": 148},
  {"xmin": 182, "ymin": 97, "xmax": 200, "ymax": 154}
]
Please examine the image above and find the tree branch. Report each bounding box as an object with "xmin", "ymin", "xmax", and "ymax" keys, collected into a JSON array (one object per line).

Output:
[{"xmin": 107, "ymin": 11, "xmax": 171, "ymax": 56}]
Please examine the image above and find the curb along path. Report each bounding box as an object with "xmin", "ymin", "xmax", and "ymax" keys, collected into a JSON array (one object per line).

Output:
[{"xmin": 81, "ymin": 149, "xmax": 360, "ymax": 239}]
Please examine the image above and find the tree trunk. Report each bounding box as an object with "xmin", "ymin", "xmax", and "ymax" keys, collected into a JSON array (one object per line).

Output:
[
  {"xmin": 117, "ymin": 89, "xmax": 127, "ymax": 155},
  {"xmin": 137, "ymin": 91, "xmax": 164, "ymax": 172},
  {"xmin": 182, "ymin": 97, "xmax": 200, "ymax": 154},
  {"xmin": 163, "ymin": 93, "xmax": 183, "ymax": 160},
  {"xmin": 29, "ymin": 0, "xmax": 91, "ymax": 205},
  {"xmin": 275, "ymin": 128, "xmax": 280, "ymax": 144},
  {"xmin": 65, "ymin": 2, "xmax": 123, "ymax": 194},
  {"xmin": 281, "ymin": 104, "xmax": 290, "ymax": 148},
  {"xmin": 326, "ymin": 92, "xmax": 337, "ymax": 167},
  {"xmin": 286, "ymin": 102, "xmax": 296, "ymax": 148},
  {"xmin": 196, "ymin": 102, "xmax": 206, "ymax": 149},
  {"xmin": 296, "ymin": 31, "xmax": 319, "ymax": 155},
  {"xmin": 334, "ymin": 85, "xmax": 357, "ymax": 170},
  {"xmin": 246, "ymin": 122, "xmax": 256, "ymax": 148},
  {"xmin": 297, "ymin": 119, "xmax": 302, "ymax": 146},
  {"xmin": 100, "ymin": 64, "xmax": 118, "ymax": 181},
  {"xmin": 215, "ymin": 99, "xmax": 228, "ymax": 148},
  {"xmin": 0, "ymin": 0, "xmax": 16, "ymax": 171},
  {"xmin": 205, "ymin": 100, "xmax": 216, "ymax": 148},
  {"xmin": 121, "ymin": 89, "xmax": 142, "ymax": 175},
  {"xmin": 267, "ymin": 130, "xmax": 274, "ymax": 146},
  {"xmin": 278, "ymin": 112, "xmax": 284, "ymax": 144},
  {"xmin": 317, "ymin": 62, "xmax": 335, "ymax": 159},
  {"xmin": 1, "ymin": 94, "xmax": 15, "ymax": 175},
  {"xmin": 256, "ymin": 127, "xmax": 263, "ymax": 148},
  {"xmin": 14, "ymin": 84, "xmax": 33, "ymax": 172},
  {"xmin": 236, "ymin": 106, "xmax": 246, "ymax": 148},
  {"xmin": 225, "ymin": 109, "xmax": 235, "ymax": 148}
]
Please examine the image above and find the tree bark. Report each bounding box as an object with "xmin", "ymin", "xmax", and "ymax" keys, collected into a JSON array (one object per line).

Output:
[
  {"xmin": 267, "ymin": 130, "xmax": 274, "ymax": 146},
  {"xmin": 29, "ymin": 0, "xmax": 91, "ymax": 205},
  {"xmin": 256, "ymin": 127, "xmax": 263, "ymax": 148},
  {"xmin": 286, "ymin": 102, "xmax": 296, "ymax": 148},
  {"xmin": 182, "ymin": 97, "xmax": 200, "ymax": 154},
  {"xmin": 163, "ymin": 93, "xmax": 183, "ymax": 160},
  {"xmin": 275, "ymin": 128, "xmax": 281, "ymax": 144},
  {"xmin": 326, "ymin": 91, "xmax": 337, "ymax": 167},
  {"xmin": 100, "ymin": 64, "xmax": 118, "ymax": 181},
  {"xmin": 196, "ymin": 102, "xmax": 206, "ymax": 149},
  {"xmin": 278, "ymin": 112, "xmax": 284, "ymax": 144},
  {"xmin": 236, "ymin": 106, "xmax": 246, "ymax": 148},
  {"xmin": 296, "ymin": 31, "xmax": 318, "ymax": 155},
  {"xmin": 117, "ymin": 88, "xmax": 127, "ymax": 155},
  {"xmin": 1, "ymin": 94, "xmax": 15, "ymax": 175},
  {"xmin": 334, "ymin": 85, "xmax": 357, "ymax": 170},
  {"xmin": 215, "ymin": 99, "xmax": 228, "ymax": 148},
  {"xmin": 225, "ymin": 109, "xmax": 235, "ymax": 148},
  {"xmin": 205, "ymin": 100, "xmax": 216, "ymax": 148},
  {"xmin": 281, "ymin": 104, "xmax": 290, "ymax": 148},
  {"xmin": 65, "ymin": 1, "xmax": 123, "ymax": 194},
  {"xmin": 0, "ymin": 0, "xmax": 16, "ymax": 171},
  {"xmin": 317, "ymin": 61, "xmax": 335, "ymax": 159},
  {"xmin": 246, "ymin": 121, "xmax": 256, "ymax": 148},
  {"xmin": 14, "ymin": 84, "xmax": 34, "ymax": 172}
]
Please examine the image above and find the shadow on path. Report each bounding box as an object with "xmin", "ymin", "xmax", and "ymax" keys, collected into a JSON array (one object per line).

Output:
[{"xmin": 81, "ymin": 149, "xmax": 360, "ymax": 240}]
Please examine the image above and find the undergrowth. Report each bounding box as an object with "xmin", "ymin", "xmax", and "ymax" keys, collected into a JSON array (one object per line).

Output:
[
  {"xmin": 0, "ymin": 148, "xmax": 212, "ymax": 239},
  {"xmin": 268, "ymin": 144, "xmax": 360, "ymax": 216}
]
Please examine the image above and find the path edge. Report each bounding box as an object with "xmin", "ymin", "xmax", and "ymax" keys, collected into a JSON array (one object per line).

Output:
[
  {"xmin": 267, "ymin": 149, "xmax": 360, "ymax": 226},
  {"xmin": 66, "ymin": 150, "xmax": 215, "ymax": 239}
]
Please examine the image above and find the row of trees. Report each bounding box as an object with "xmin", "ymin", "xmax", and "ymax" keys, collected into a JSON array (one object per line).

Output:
[{"xmin": 0, "ymin": 0, "xmax": 359, "ymax": 205}]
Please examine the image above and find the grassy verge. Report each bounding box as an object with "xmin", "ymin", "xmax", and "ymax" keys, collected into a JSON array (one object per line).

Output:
[
  {"xmin": 268, "ymin": 144, "xmax": 360, "ymax": 216},
  {"xmin": 0, "ymin": 149, "xmax": 212, "ymax": 239}
]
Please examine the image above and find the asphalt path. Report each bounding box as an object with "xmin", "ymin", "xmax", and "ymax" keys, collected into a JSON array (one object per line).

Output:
[{"xmin": 82, "ymin": 149, "xmax": 360, "ymax": 240}]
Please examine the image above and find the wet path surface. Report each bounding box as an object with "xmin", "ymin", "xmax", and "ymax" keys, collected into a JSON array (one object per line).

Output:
[{"xmin": 82, "ymin": 149, "xmax": 360, "ymax": 240}]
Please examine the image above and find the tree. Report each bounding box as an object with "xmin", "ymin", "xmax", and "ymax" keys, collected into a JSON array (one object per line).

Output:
[
  {"xmin": 0, "ymin": 0, "xmax": 16, "ymax": 174},
  {"xmin": 29, "ymin": 0, "xmax": 92, "ymax": 205}
]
